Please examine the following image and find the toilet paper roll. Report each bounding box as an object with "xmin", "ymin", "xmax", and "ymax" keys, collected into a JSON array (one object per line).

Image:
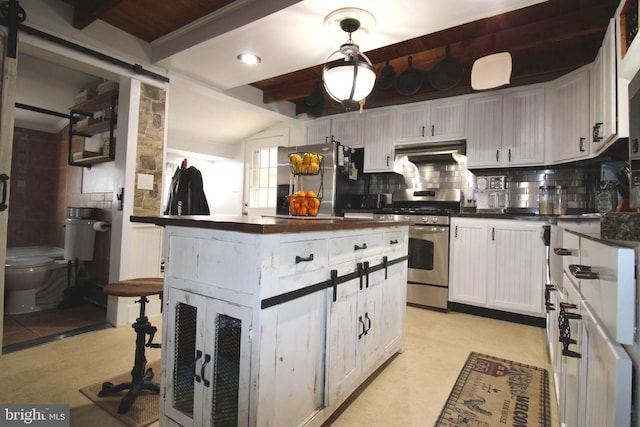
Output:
[{"xmin": 93, "ymin": 221, "xmax": 111, "ymax": 232}]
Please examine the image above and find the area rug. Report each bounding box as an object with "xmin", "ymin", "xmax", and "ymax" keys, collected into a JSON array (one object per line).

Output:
[
  {"xmin": 79, "ymin": 360, "xmax": 161, "ymax": 427},
  {"xmin": 434, "ymin": 352, "xmax": 551, "ymax": 427}
]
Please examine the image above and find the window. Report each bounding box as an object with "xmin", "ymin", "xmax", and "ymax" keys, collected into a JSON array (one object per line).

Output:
[{"xmin": 248, "ymin": 146, "xmax": 277, "ymax": 208}]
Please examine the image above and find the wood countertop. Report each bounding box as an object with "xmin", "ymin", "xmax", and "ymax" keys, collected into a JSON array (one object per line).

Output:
[{"xmin": 130, "ymin": 214, "xmax": 411, "ymax": 234}]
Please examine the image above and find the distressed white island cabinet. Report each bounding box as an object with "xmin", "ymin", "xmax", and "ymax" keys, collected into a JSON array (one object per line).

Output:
[{"xmin": 130, "ymin": 215, "xmax": 409, "ymax": 427}]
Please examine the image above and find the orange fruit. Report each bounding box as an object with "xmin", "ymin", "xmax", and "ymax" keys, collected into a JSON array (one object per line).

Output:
[{"xmin": 306, "ymin": 190, "xmax": 316, "ymax": 197}]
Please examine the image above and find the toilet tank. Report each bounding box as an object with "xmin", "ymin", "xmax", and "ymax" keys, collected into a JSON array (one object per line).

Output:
[{"xmin": 64, "ymin": 218, "xmax": 96, "ymax": 261}]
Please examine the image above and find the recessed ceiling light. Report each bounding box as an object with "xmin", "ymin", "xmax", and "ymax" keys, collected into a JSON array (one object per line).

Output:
[{"xmin": 237, "ymin": 53, "xmax": 261, "ymax": 65}]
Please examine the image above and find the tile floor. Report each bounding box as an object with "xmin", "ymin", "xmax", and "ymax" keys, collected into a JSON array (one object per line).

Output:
[
  {"xmin": 0, "ymin": 306, "xmax": 557, "ymax": 427},
  {"xmin": 2, "ymin": 303, "xmax": 107, "ymax": 352}
]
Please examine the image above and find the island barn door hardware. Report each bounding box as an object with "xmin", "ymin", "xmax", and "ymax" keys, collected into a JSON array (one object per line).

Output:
[
  {"xmin": 0, "ymin": 1, "xmax": 169, "ymax": 84},
  {"xmin": 260, "ymin": 255, "xmax": 408, "ymax": 309}
]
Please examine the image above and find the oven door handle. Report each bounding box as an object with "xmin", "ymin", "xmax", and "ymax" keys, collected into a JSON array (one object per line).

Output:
[{"xmin": 409, "ymin": 225, "xmax": 449, "ymax": 235}]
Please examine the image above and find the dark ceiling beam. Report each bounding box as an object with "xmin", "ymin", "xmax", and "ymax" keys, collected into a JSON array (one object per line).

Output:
[
  {"xmin": 256, "ymin": 3, "xmax": 615, "ymax": 110},
  {"xmin": 66, "ymin": 0, "xmax": 122, "ymax": 29}
]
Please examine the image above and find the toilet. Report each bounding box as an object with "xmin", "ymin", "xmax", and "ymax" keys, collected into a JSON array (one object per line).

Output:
[{"xmin": 5, "ymin": 218, "xmax": 97, "ymax": 315}]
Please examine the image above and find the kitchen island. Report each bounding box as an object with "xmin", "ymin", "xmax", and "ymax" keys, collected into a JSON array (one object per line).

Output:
[{"xmin": 130, "ymin": 215, "xmax": 410, "ymax": 427}]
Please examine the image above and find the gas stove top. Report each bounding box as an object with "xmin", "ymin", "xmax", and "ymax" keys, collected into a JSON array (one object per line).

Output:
[{"xmin": 372, "ymin": 187, "xmax": 462, "ymax": 225}]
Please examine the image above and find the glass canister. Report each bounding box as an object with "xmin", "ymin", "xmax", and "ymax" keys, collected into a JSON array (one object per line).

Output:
[
  {"xmin": 538, "ymin": 185, "xmax": 555, "ymax": 215},
  {"xmin": 554, "ymin": 185, "xmax": 567, "ymax": 215}
]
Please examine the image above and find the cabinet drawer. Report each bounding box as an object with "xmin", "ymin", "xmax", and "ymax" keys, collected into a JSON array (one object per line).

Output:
[
  {"xmin": 329, "ymin": 233, "xmax": 383, "ymax": 265},
  {"xmin": 383, "ymin": 230, "xmax": 406, "ymax": 257},
  {"xmin": 278, "ymin": 239, "xmax": 329, "ymax": 278}
]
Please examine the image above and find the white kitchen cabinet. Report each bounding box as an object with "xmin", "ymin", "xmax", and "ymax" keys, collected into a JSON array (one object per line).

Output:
[
  {"xmin": 502, "ymin": 87, "xmax": 546, "ymax": 166},
  {"xmin": 327, "ymin": 271, "xmax": 361, "ymax": 404},
  {"xmin": 305, "ymin": 112, "xmax": 363, "ymax": 147},
  {"xmin": 467, "ymin": 87, "xmax": 545, "ymax": 168},
  {"xmin": 363, "ymin": 107, "xmax": 400, "ymax": 173},
  {"xmin": 579, "ymin": 300, "xmax": 632, "ymax": 427},
  {"xmin": 161, "ymin": 224, "xmax": 408, "ymax": 427},
  {"xmin": 466, "ymin": 94, "xmax": 503, "ymax": 168},
  {"xmin": 449, "ymin": 217, "xmax": 545, "ymax": 317},
  {"xmin": 395, "ymin": 97, "xmax": 466, "ymax": 144},
  {"xmin": 591, "ymin": 18, "xmax": 617, "ymax": 153},
  {"xmin": 164, "ymin": 288, "xmax": 253, "ymax": 427},
  {"xmin": 550, "ymin": 227, "xmax": 635, "ymax": 427},
  {"xmin": 487, "ymin": 220, "xmax": 546, "ymax": 315},
  {"xmin": 449, "ymin": 218, "xmax": 488, "ymax": 306},
  {"xmin": 559, "ymin": 279, "xmax": 584, "ymax": 427},
  {"xmin": 550, "ymin": 66, "xmax": 590, "ymax": 162}
]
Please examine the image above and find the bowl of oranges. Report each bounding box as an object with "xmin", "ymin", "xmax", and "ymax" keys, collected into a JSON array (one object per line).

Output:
[{"xmin": 288, "ymin": 191, "xmax": 321, "ymax": 216}]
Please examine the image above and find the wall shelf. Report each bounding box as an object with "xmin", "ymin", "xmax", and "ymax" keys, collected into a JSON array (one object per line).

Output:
[{"xmin": 68, "ymin": 89, "xmax": 118, "ymax": 168}]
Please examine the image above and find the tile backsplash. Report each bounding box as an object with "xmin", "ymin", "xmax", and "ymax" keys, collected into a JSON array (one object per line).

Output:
[{"xmin": 363, "ymin": 158, "xmax": 600, "ymax": 212}]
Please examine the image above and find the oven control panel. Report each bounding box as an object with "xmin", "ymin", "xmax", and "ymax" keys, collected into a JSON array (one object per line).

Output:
[{"xmin": 373, "ymin": 214, "xmax": 450, "ymax": 225}]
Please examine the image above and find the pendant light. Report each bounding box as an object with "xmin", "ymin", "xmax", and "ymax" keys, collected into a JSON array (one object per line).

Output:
[{"xmin": 322, "ymin": 17, "xmax": 376, "ymax": 109}]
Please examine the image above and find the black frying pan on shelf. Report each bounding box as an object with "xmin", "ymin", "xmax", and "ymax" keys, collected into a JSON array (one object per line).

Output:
[
  {"xmin": 428, "ymin": 45, "xmax": 463, "ymax": 91},
  {"xmin": 396, "ymin": 56, "xmax": 423, "ymax": 96}
]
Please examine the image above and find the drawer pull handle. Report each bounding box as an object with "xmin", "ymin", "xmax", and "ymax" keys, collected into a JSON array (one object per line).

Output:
[
  {"xmin": 560, "ymin": 302, "xmax": 577, "ymax": 309},
  {"xmin": 295, "ymin": 254, "xmax": 314, "ymax": 264},
  {"xmin": 364, "ymin": 312, "xmax": 371, "ymax": 335},
  {"xmin": 358, "ymin": 316, "xmax": 366, "ymax": 339},
  {"xmin": 389, "ymin": 239, "xmax": 398, "ymax": 245},
  {"xmin": 194, "ymin": 350, "xmax": 203, "ymax": 383},
  {"xmin": 201, "ymin": 353, "xmax": 212, "ymax": 388},
  {"xmin": 553, "ymin": 248, "xmax": 572, "ymax": 256},
  {"xmin": 354, "ymin": 243, "xmax": 367, "ymax": 251},
  {"xmin": 562, "ymin": 349, "xmax": 581, "ymax": 358},
  {"xmin": 568, "ymin": 264, "xmax": 599, "ymax": 279}
]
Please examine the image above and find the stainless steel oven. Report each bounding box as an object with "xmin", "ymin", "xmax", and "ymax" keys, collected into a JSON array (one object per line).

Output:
[
  {"xmin": 407, "ymin": 221, "xmax": 450, "ymax": 309},
  {"xmin": 373, "ymin": 188, "xmax": 461, "ymax": 311}
]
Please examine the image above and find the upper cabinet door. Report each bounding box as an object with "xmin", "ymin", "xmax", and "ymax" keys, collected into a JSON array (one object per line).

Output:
[
  {"xmin": 364, "ymin": 108, "xmax": 398, "ymax": 173},
  {"xmin": 305, "ymin": 118, "xmax": 332, "ymax": 145},
  {"xmin": 429, "ymin": 97, "xmax": 466, "ymax": 141},
  {"xmin": 550, "ymin": 67, "xmax": 590, "ymax": 163},
  {"xmin": 331, "ymin": 112, "xmax": 363, "ymax": 148},
  {"xmin": 395, "ymin": 98, "xmax": 466, "ymax": 144},
  {"xmin": 467, "ymin": 94, "xmax": 503, "ymax": 168},
  {"xmin": 395, "ymin": 103, "xmax": 429, "ymax": 143},
  {"xmin": 592, "ymin": 18, "xmax": 617, "ymax": 153},
  {"xmin": 503, "ymin": 87, "xmax": 546, "ymax": 166}
]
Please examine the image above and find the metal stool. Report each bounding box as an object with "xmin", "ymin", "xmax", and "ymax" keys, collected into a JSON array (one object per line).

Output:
[{"xmin": 99, "ymin": 278, "xmax": 163, "ymax": 414}]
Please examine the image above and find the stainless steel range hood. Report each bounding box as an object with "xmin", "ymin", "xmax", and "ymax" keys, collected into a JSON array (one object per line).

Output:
[{"xmin": 394, "ymin": 141, "xmax": 466, "ymax": 163}]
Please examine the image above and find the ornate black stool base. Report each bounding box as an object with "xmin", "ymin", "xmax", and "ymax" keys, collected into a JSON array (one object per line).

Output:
[{"xmin": 98, "ymin": 278, "xmax": 163, "ymax": 414}]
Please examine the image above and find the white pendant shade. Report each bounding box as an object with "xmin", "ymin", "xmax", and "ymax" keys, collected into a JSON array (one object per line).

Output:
[
  {"xmin": 323, "ymin": 60, "xmax": 376, "ymax": 104},
  {"xmin": 471, "ymin": 52, "xmax": 512, "ymax": 90}
]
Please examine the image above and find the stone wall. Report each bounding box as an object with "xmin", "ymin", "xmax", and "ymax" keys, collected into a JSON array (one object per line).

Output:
[{"xmin": 133, "ymin": 83, "xmax": 165, "ymax": 216}]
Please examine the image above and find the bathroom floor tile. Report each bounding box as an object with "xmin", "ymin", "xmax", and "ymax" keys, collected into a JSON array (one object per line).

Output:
[{"xmin": 2, "ymin": 302, "xmax": 106, "ymax": 350}]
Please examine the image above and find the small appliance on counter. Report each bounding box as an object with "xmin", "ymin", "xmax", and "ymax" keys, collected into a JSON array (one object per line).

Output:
[{"xmin": 476, "ymin": 176, "xmax": 508, "ymax": 212}]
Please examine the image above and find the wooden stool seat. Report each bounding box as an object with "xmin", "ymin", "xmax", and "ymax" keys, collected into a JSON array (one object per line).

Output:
[{"xmin": 103, "ymin": 278, "xmax": 164, "ymax": 297}]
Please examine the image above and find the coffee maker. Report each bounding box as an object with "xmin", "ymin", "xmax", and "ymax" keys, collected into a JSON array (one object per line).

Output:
[{"xmin": 476, "ymin": 176, "xmax": 508, "ymax": 212}]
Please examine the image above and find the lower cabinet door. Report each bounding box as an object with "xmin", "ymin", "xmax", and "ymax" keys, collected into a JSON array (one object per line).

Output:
[
  {"xmin": 579, "ymin": 301, "xmax": 632, "ymax": 427},
  {"xmin": 327, "ymin": 276, "xmax": 361, "ymax": 404},
  {"xmin": 163, "ymin": 288, "xmax": 252, "ymax": 427},
  {"xmin": 271, "ymin": 291, "xmax": 327, "ymax": 426},
  {"xmin": 382, "ymin": 261, "xmax": 407, "ymax": 353}
]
